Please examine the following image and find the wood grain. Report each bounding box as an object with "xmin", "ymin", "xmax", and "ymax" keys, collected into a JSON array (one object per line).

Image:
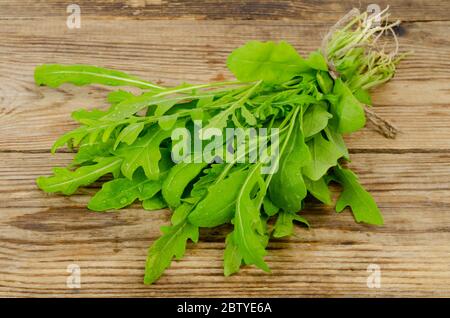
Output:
[
  {"xmin": 1, "ymin": 152, "xmax": 450, "ymax": 297},
  {"xmin": 1, "ymin": 19, "xmax": 449, "ymax": 151},
  {"xmin": 1, "ymin": 0, "xmax": 449, "ymax": 22},
  {"xmin": 0, "ymin": 0, "xmax": 449, "ymax": 297}
]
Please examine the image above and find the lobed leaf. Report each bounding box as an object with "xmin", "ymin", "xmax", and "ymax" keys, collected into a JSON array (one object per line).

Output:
[
  {"xmin": 269, "ymin": 118, "xmax": 311, "ymax": 213},
  {"xmin": 223, "ymin": 233, "xmax": 243, "ymax": 277},
  {"xmin": 114, "ymin": 125, "xmax": 174, "ymax": 180},
  {"xmin": 36, "ymin": 157, "xmax": 122, "ymax": 195},
  {"xmin": 335, "ymin": 167, "xmax": 384, "ymax": 225},
  {"xmin": 188, "ymin": 169, "xmax": 248, "ymax": 227},
  {"xmin": 273, "ymin": 211, "xmax": 310, "ymax": 238},
  {"xmin": 162, "ymin": 162, "xmax": 208, "ymax": 208},
  {"xmin": 35, "ymin": 64, "xmax": 161, "ymax": 89},
  {"xmin": 142, "ymin": 195, "xmax": 168, "ymax": 210},
  {"xmin": 88, "ymin": 170, "xmax": 162, "ymax": 211},
  {"xmin": 303, "ymin": 132, "xmax": 345, "ymax": 181},
  {"xmin": 144, "ymin": 221, "xmax": 199, "ymax": 285},
  {"xmin": 233, "ymin": 165, "xmax": 269, "ymax": 271}
]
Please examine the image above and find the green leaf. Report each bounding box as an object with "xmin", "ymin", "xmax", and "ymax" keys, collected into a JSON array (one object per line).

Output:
[
  {"xmin": 114, "ymin": 125, "xmax": 173, "ymax": 180},
  {"xmin": 158, "ymin": 114, "xmax": 178, "ymax": 131},
  {"xmin": 269, "ymin": 119, "xmax": 310, "ymax": 213},
  {"xmin": 87, "ymin": 170, "xmax": 162, "ymax": 211},
  {"xmin": 113, "ymin": 122, "xmax": 145, "ymax": 150},
  {"xmin": 305, "ymin": 50, "xmax": 328, "ymax": 71},
  {"xmin": 233, "ymin": 164, "xmax": 269, "ymax": 271},
  {"xmin": 262, "ymin": 197, "xmax": 279, "ymax": 216},
  {"xmin": 354, "ymin": 88, "xmax": 372, "ymax": 105},
  {"xmin": 324, "ymin": 126, "xmax": 349, "ymax": 160},
  {"xmin": 51, "ymin": 126, "xmax": 88, "ymax": 153},
  {"xmin": 36, "ymin": 157, "xmax": 122, "ymax": 195},
  {"xmin": 303, "ymin": 102, "xmax": 333, "ymax": 138},
  {"xmin": 223, "ymin": 232, "xmax": 243, "ymax": 277},
  {"xmin": 73, "ymin": 140, "xmax": 113, "ymax": 165},
  {"xmin": 144, "ymin": 221, "xmax": 199, "ymax": 285},
  {"xmin": 201, "ymin": 83, "xmax": 260, "ymax": 133},
  {"xmin": 107, "ymin": 90, "xmax": 135, "ymax": 107},
  {"xmin": 188, "ymin": 169, "xmax": 248, "ymax": 227},
  {"xmin": 102, "ymin": 90, "xmax": 191, "ymax": 121},
  {"xmin": 316, "ymin": 71, "xmax": 334, "ymax": 94},
  {"xmin": 240, "ymin": 105, "xmax": 257, "ymax": 126},
  {"xmin": 35, "ymin": 64, "xmax": 161, "ymax": 89},
  {"xmin": 162, "ymin": 162, "xmax": 208, "ymax": 208},
  {"xmin": 51, "ymin": 119, "xmax": 123, "ymax": 153},
  {"xmin": 303, "ymin": 132, "xmax": 345, "ymax": 181},
  {"xmin": 335, "ymin": 167, "xmax": 384, "ymax": 225},
  {"xmin": 143, "ymin": 195, "xmax": 167, "ymax": 211},
  {"xmin": 102, "ymin": 91, "xmax": 158, "ymax": 121},
  {"xmin": 155, "ymin": 100, "xmax": 178, "ymax": 117},
  {"xmin": 332, "ymin": 78, "xmax": 366, "ymax": 133},
  {"xmin": 227, "ymin": 41, "xmax": 309, "ymax": 84},
  {"xmin": 273, "ymin": 211, "xmax": 310, "ymax": 238},
  {"xmin": 71, "ymin": 109, "xmax": 107, "ymax": 124},
  {"xmin": 304, "ymin": 176, "xmax": 332, "ymax": 205},
  {"xmin": 171, "ymin": 203, "xmax": 194, "ymax": 225}
]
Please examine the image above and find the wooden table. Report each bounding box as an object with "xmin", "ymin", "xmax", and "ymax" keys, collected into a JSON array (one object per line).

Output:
[{"xmin": 1, "ymin": 0, "xmax": 449, "ymax": 297}]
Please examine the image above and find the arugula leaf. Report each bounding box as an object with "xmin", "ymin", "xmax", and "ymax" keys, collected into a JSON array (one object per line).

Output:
[
  {"xmin": 102, "ymin": 88, "xmax": 207, "ymax": 121},
  {"xmin": 233, "ymin": 165, "xmax": 269, "ymax": 271},
  {"xmin": 114, "ymin": 125, "xmax": 173, "ymax": 180},
  {"xmin": 143, "ymin": 194, "xmax": 167, "ymax": 210},
  {"xmin": 102, "ymin": 91, "xmax": 159, "ymax": 121},
  {"xmin": 35, "ymin": 64, "xmax": 162, "ymax": 89},
  {"xmin": 332, "ymin": 78, "xmax": 366, "ymax": 133},
  {"xmin": 107, "ymin": 90, "xmax": 136, "ymax": 106},
  {"xmin": 37, "ymin": 157, "xmax": 122, "ymax": 195},
  {"xmin": 88, "ymin": 170, "xmax": 162, "ymax": 211},
  {"xmin": 71, "ymin": 109, "xmax": 108, "ymax": 124},
  {"xmin": 188, "ymin": 169, "xmax": 248, "ymax": 227},
  {"xmin": 262, "ymin": 197, "xmax": 279, "ymax": 216},
  {"xmin": 305, "ymin": 50, "xmax": 328, "ymax": 71},
  {"xmin": 73, "ymin": 140, "xmax": 113, "ymax": 165},
  {"xmin": 324, "ymin": 125, "xmax": 349, "ymax": 160},
  {"xmin": 354, "ymin": 88, "xmax": 372, "ymax": 105},
  {"xmin": 162, "ymin": 162, "xmax": 208, "ymax": 208},
  {"xmin": 240, "ymin": 105, "xmax": 257, "ymax": 126},
  {"xmin": 273, "ymin": 211, "xmax": 310, "ymax": 238},
  {"xmin": 113, "ymin": 122, "xmax": 145, "ymax": 150},
  {"xmin": 201, "ymin": 82, "xmax": 260, "ymax": 133},
  {"xmin": 51, "ymin": 119, "xmax": 124, "ymax": 153},
  {"xmin": 316, "ymin": 71, "xmax": 334, "ymax": 94},
  {"xmin": 144, "ymin": 221, "xmax": 199, "ymax": 285},
  {"xmin": 269, "ymin": 118, "xmax": 310, "ymax": 213},
  {"xmin": 171, "ymin": 203, "xmax": 194, "ymax": 225},
  {"xmin": 304, "ymin": 176, "xmax": 332, "ymax": 205},
  {"xmin": 303, "ymin": 132, "xmax": 345, "ymax": 181},
  {"xmin": 223, "ymin": 232, "xmax": 243, "ymax": 277},
  {"xmin": 158, "ymin": 114, "xmax": 178, "ymax": 131},
  {"xmin": 303, "ymin": 102, "xmax": 333, "ymax": 138},
  {"xmin": 227, "ymin": 41, "xmax": 310, "ymax": 84},
  {"xmin": 334, "ymin": 167, "xmax": 384, "ymax": 225}
]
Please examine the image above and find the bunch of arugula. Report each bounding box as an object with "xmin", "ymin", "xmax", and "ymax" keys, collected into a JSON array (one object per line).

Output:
[{"xmin": 36, "ymin": 8, "xmax": 404, "ymax": 284}]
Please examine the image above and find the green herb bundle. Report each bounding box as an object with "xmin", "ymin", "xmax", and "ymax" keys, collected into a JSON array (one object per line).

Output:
[{"xmin": 36, "ymin": 8, "xmax": 404, "ymax": 284}]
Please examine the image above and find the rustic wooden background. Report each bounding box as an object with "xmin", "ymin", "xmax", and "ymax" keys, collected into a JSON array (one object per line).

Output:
[{"xmin": 1, "ymin": 0, "xmax": 449, "ymax": 297}]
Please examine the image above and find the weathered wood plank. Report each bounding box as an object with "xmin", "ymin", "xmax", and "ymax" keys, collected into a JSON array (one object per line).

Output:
[
  {"xmin": 0, "ymin": 19, "xmax": 449, "ymax": 151},
  {"xmin": 1, "ymin": 152, "xmax": 449, "ymax": 297},
  {"xmin": 1, "ymin": 0, "xmax": 449, "ymax": 22},
  {"xmin": 1, "ymin": 1, "xmax": 450, "ymax": 298}
]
